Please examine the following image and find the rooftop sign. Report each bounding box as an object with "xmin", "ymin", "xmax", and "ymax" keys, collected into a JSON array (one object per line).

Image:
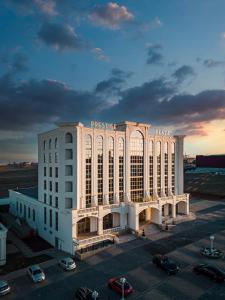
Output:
[
  {"xmin": 155, "ymin": 128, "xmax": 171, "ymax": 136},
  {"xmin": 90, "ymin": 121, "xmax": 114, "ymax": 130}
]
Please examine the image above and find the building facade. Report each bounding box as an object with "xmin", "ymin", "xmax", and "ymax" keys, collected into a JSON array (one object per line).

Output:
[
  {"xmin": 9, "ymin": 121, "xmax": 189, "ymax": 254},
  {"xmin": 0, "ymin": 223, "xmax": 7, "ymax": 266}
]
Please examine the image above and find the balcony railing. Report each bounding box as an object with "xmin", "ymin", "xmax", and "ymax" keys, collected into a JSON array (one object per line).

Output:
[
  {"xmin": 103, "ymin": 226, "xmax": 122, "ymax": 234},
  {"xmin": 76, "ymin": 233, "xmax": 115, "ymax": 247}
]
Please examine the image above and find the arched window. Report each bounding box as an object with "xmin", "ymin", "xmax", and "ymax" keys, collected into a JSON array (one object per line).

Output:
[
  {"xmin": 130, "ymin": 130, "xmax": 144, "ymax": 202},
  {"xmin": 97, "ymin": 136, "xmax": 103, "ymax": 205},
  {"xmin": 149, "ymin": 140, "xmax": 153, "ymax": 196},
  {"xmin": 43, "ymin": 140, "xmax": 46, "ymax": 150},
  {"xmin": 108, "ymin": 137, "xmax": 114, "ymax": 204},
  {"xmin": 49, "ymin": 139, "xmax": 52, "ymax": 150},
  {"xmin": 85, "ymin": 135, "xmax": 92, "ymax": 208},
  {"xmin": 118, "ymin": 138, "xmax": 124, "ymax": 201},
  {"xmin": 65, "ymin": 132, "xmax": 73, "ymax": 143},
  {"xmin": 55, "ymin": 138, "xmax": 58, "ymax": 149}
]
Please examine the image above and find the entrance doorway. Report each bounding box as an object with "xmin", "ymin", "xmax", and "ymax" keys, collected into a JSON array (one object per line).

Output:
[{"xmin": 77, "ymin": 217, "xmax": 91, "ymax": 234}]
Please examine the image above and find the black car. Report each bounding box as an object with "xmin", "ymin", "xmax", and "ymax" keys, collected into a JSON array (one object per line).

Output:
[
  {"xmin": 152, "ymin": 254, "xmax": 179, "ymax": 274},
  {"xmin": 75, "ymin": 287, "xmax": 99, "ymax": 299},
  {"xmin": 193, "ymin": 264, "xmax": 225, "ymax": 282}
]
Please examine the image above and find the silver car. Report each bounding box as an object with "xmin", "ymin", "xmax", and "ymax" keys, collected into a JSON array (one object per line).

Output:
[
  {"xmin": 0, "ymin": 280, "xmax": 10, "ymax": 296},
  {"xmin": 27, "ymin": 265, "xmax": 45, "ymax": 283},
  {"xmin": 58, "ymin": 257, "xmax": 76, "ymax": 271}
]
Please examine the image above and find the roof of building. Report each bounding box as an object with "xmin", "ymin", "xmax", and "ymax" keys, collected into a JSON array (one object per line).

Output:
[{"xmin": 16, "ymin": 186, "xmax": 38, "ymax": 199}]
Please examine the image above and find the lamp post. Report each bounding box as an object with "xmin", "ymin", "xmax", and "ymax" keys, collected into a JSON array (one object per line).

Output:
[
  {"xmin": 120, "ymin": 277, "xmax": 126, "ymax": 300},
  {"xmin": 92, "ymin": 290, "xmax": 98, "ymax": 300},
  {"xmin": 210, "ymin": 235, "xmax": 214, "ymax": 252}
]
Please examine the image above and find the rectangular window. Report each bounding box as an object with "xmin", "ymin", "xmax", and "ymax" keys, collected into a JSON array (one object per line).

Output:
[
  {"xmin": 65, "ymin": 198, "xmax": 72, "ymax": 209},
  {"xmin": 49, "ymin": 181, "xmax": 52, "ymax": 191},
  {"xmin": 55, "ymin": 212, "xmax": 58, "ymax": 231},
  {"xmin": 28, "ymin": 207, "xmax": 31, "ymax": 218},
  {"xmin": 44, "ymin": 207, "xmax": 47, "ymax": 225},
  {"xmin": 65, "ymin": 149, "xmax": 73, "ymax": 160},
  {"xmin": 55, "ymin": 152, "xmax": 58, "ymax": 163},
  {"xmin": 49, "ymin": 167, "xmax": 52, "ymax": 177},
  {"xmin": 65, "ymin": 165, "xmax": 73, "ymax": 176},
  {"xmin": 44, "ymin": 180, "xmax": 46, "ymax": 190},
  {"xmin": 55, "ymin": 182, "xmax": 58, "ymax": 193},
  {"xmin": 44, "ymin": 167, "xmax": 46, "ymax": 176},
  {"xmin": 33, "ymin": 209, "xmax": 35, "ymax": 222},
  {"xmin": 49, "ymin": 209, "xmax": 52, "ymax": 227},
  {"xmin": 65, "ymin": 181, "xmax": 73, "ymax": 192},
  {"xmin": 55, "ymin": 167, "xmax": 58, "ymax": 178},
  {"xmin": 49, "ymin": 195, "xmax": 52, "ymax": 206},
  {"xmin": 44, "ymin": 193, "xmax": 47, "ymax": 203},
  {"xmin": 49, "ymin": 153, "xmax": 52, "ymax": 163},
  {"xmin": 55, "ymin": 196, "xmax": 58, "ymax": 208}
]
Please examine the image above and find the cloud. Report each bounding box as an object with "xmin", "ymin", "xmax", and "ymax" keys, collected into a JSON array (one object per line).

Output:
[
  {"xmin": 89, "ymin": 2, "xmax": 134, "ymax": 30},
  {"xmin": 38, "ymin": 22, "xmax": 88, "ymax": 52},
  {"xmin": 7, "ymin": 0, "xmax": 57, "ymax": 16},
  {"xmin": 203, "ymin": 59, "xmax": 225, "ymax": 68},
  {"xmin": 172, "ymin": 65, "xmax": 195, "ymax": 83},
  {"xmin": 146, "ymin": 44, "xmax": 163, "ymax": 65},
  {"xmin": 91, "ymin": 48, "xmax": 110, "ymax": 62},
  {"xmin": 0, "ymin": 50, "xmax": 28, "ymax": 75}
]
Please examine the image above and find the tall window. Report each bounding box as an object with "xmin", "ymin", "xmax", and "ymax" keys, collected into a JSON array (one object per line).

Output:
[
  {"xmin": 130, "ymin": 131, "xmax": 144, "ymax": 202},
  {"xmin": 149, "ymin": 140, "xmax": 153, "ymax": 196},
  {"xmin": 108, "ymin": 137, "xmax": 114, "ymax": 204},
  {"xmin": 85, "ymin": 135, "xmax": 92, "ymax": 208},
  {"xmin": 118, "ymin": 138, "xmax": 124, "ymax": 202},
  {"xmin": 171, "ymin": 143, "xmax": 175, "ymax": 194},
  {"xmin": 157, "ymin": 141, "xmax": 161, "ymax": 196},
  {"xmin": 164, "ymin": 142, "xmax": 169, "ymax": 196},
  {"xmin": 65, "ymin": 132, "xmax": 73, "ymax": 143},
  {"xmin": 97, "ymin": 136, "xmax": 103, "ymax": 205},
  {"xmin": 49, "ymin": 139, "xmax": 52, "ymax": 150},
  {"xmin": 55, "ymin": 138, "xmax": 58, "ymax": 149}
]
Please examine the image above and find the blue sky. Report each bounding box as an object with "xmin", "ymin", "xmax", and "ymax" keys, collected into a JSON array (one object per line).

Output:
[{"xmin": 1, "ymin": 0, "xmax": 225, "ymax": 163}]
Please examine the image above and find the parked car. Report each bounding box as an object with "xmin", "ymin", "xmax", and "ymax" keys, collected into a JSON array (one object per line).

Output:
[
  {"xmin": 152, "ymin": 254, "xmax": 179, "ymax": 275},
  {"xmin": 58, "ymin": 257, "xmax": 76, "ymax": 271},
  {"xmin": 75, "ymin": 287, "xmax": 99, "ymax": 299},
  {"xmin": 108, "ymin": 277, "xmax": 134, "ymax": 297},
  {"xmin": 193, "ymin": 264, "xmax": 225, "ymax": 282},
  {"xmin": 0, "ymin": 280, "xmax": 11, "ymax": 296},
  {"xmin": 27, "ymin": 265, "xmax": 45, "ymax": 283}
]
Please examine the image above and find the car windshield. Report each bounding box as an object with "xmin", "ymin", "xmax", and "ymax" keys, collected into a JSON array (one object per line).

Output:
[
  {"xmin": 68, "ymin": 261, "xmax": 74, "ymax": 266},
  {"xmin": 0, "ymin": 284, "xmax": 8, "ymax": 290},
  {"xmin": 33, "ymin": 269, "xmax": 42, "ymax": 275}
]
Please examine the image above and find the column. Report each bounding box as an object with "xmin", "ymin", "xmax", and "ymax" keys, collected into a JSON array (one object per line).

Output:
[
  {"xmin": 175, "ymin": 136, "xmax": 185, "ymax": 195},
  {"xmin": 114, "ymin": 133, "xmax": 119, "ymax": 204},
  {"xmin": 125, "ymin": 130, "xmax": 130, "ymax": 202},
  {"xmin": 153, "ymin": 139, "xmax": 158, "ymax": 198},
  {"xmin": 92, "ymin": 131, "xmax": 97, "ymax": 207},
  {"xmin": 144, "ymin": 138, "xmax": 149, "ymax": 198},
  {"xmin": 172, "ymin": 204, "xmax": 176, "ymax": 218},
  {"xmin": 98, "ymin": 218, "xmax": 103, "ymax": 235},
  {"xmin": 168, "ymin": 140, "xmax": 172, "ymax": 196},
  {"xmin": 161, "ymin": 139, "xmax": 165, "ymax": 197},
  {"xmin": 103, "ymin": 133, "xmax": 109, "ymax": 205}
]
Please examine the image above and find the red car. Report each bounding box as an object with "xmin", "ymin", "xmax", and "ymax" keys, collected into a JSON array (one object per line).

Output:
[{"xmin": 108, "ymin": 277, "xmax": 134, "ymax": 297}]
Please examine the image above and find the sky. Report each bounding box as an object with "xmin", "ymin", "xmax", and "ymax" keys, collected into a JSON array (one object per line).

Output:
[{"xmin": 1, "ymin": 0, "xmax": 225, "ymax": 163}]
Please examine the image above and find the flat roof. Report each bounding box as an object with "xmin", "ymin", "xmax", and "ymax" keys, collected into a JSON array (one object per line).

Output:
[{"xmin": 16, "ymin": 187, "xmax": 38, "ymax": 200}]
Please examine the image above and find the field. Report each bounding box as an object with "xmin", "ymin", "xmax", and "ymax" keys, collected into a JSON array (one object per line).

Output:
[{"xmin": 0, "ymin": 165, "xmax": 38, "ymax": 198}]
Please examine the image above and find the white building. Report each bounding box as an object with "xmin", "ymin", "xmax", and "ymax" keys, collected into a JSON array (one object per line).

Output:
[
  {"xmin": 9, "ymin": 121, "xmax": 189, "ymax": 254},
  {"xmin": 0, "ymin": 223, "xmax": 7, "ymax": 265}
]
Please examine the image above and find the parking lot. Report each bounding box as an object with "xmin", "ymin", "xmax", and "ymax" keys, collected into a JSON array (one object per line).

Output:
[{"xmin": 2, "ymin": 197, "xmax": 225, "ymax": 300}]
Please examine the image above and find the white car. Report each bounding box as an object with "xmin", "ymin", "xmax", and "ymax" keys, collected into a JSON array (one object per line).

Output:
[
  {"xmin": 58, "ymin": 257, "xmax": 76, "ymax": 271},
  {"xmin": 0, "ymin": 280, "xmax": 10, "ymax": 296},
  {"xmin": 27, "ymin": 265, "xmax": 45, "ymax": 283}
]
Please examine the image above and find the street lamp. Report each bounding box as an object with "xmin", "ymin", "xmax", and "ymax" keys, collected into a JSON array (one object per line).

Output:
[
  {"xmin": 92, "ymin": 290, "xmax": 98, "ymax": 300},
  {"xmin": 120, "ymin": 277, "xmax": 126, "ymax": 300},
  {"xmin": 210, "ymin": 235, "xmax": 214, "ymax": 252}
]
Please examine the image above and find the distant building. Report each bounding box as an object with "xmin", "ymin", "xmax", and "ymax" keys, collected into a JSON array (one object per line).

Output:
[
  {"xmin": 8, "ymin": 121, "xmax": 189, "ymax": 255},
  {"xmin": 196, "ymin": 155, "xmax": 225, "ymax": 168}
]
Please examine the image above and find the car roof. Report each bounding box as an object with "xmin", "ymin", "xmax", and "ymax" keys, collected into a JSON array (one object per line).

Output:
[
  {"xmin": 0, "ymin": 280, "xmax": 8, "ymax": 288},
  {"xmin": 30, "ymin": 264, "xmax": 41, "ymax": 271},
  {"xmin": 62, "ymin": 257, "xmax": 74, "ymax": 263}
]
